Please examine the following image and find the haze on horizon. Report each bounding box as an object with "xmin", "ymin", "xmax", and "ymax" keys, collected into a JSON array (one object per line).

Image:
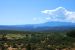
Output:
[{"xmin": 0, "ymin": 0, "xmax": 75, "ymax": 25}]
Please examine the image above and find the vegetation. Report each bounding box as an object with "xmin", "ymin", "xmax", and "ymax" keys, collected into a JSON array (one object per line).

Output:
[
  {"xmin": 0, "ymin": 30, "xmax": 75, "ymax": 50},
  {"xmin": 67, "ymin": 30, "xmax": 75, "ymax": 38}
]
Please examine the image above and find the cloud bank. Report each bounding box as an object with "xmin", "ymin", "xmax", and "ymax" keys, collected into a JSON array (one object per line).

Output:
[{"xmin": 41, "ymin": 7, "xmax": 75, "ymax": 23}]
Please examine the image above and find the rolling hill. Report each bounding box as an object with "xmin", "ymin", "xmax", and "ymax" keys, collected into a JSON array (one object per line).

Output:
[{"xmin": 0, "ymin": 21, "xmax": 75, "ymax": 32}]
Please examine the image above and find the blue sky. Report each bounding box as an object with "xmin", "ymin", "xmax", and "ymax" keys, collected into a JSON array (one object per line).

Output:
[{"xmin": 0, "ymin": 0, "xmax": 75, "ymax": 25}]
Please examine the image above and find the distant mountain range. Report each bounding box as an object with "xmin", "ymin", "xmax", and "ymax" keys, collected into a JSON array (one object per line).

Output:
[{"xmin": 0, "ymin": 21, "xmax": 75, "ymax": 32}]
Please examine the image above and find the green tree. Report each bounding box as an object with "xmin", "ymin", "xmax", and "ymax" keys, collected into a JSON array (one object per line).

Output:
[{"xmin": 67, "ymin": 30, "xmax": 75, "ymax": 38}]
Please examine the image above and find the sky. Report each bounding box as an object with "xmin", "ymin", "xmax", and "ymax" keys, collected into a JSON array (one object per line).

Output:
[{"xmin": 0, "ymin": 0, "xmax": 75, "ymax": 25}]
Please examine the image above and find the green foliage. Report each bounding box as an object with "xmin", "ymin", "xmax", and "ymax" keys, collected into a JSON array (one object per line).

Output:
[
  {"xmin": 67, "ymin": 30, "xmax": 75, "ymax": 38},
  {"xmin": 0, "ymin": 30, "xmax": 75, "ymax": 50}
]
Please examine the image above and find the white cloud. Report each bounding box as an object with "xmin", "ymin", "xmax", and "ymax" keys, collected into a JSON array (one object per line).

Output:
[{"xmin": 41, "ymin": 7, "xmax": 75, "ymax": 23}]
